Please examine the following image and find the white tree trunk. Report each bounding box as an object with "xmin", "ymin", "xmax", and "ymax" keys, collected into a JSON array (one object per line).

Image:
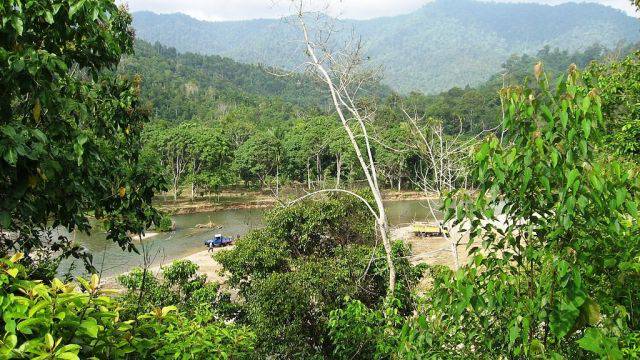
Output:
[
  {"xmin": 297, "ymin": 13, "xmax": 396, "ymax": 294},
  {"xmin": 306, "ymin": 159, "xmax": 311, "ymax": 190},
  {"xmin": 336, "ymin": 154, "xmax": 342, "ymax": 188}
]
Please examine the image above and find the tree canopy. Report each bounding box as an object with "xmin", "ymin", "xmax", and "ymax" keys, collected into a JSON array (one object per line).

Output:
[{"xmin": 0, "ymin": 0, "xmax": 164, "ymax": 276}]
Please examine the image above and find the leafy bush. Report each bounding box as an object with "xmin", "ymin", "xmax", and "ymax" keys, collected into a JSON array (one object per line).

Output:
[
  {"xmin": 0, "ymin": 0, "xmax": 165, "ymax": 275},
  {"xmin": 586, "ymin": 51, "xmax": 640, "ymax": 161},
  {"xmin": 156, "ymin": 214, "xmax": 175, "ymax": 232},
  {"xmin": 395, "ymin": 64, "xmax": 640, "ymax": 358},
  {"xmin": 216, "ymin": 194, "xmax": 424, "ymax": 357},
  {"xmin": 116, "ymin": 259, "xmax": 235, "ymax": 318},
  {"xmin": 328, "ymin": 297, "xmax": 404, "ymax": 360},
  {"xmin": 0, "ymin": 254, "xmax": 254, "ymax": 359},
  {"xmin": 323, "ymin": 63, "xmax": 640, "ymax": 360}
]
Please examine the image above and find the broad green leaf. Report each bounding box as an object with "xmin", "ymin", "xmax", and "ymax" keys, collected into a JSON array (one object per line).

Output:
[
  {"xmin": 80, "ymin": 318, "xmax": 99, "ymax": 338},
  {"xmin": 11, "ymin": 18, "xmax": 23, "ymax": 36},
  {"xmin": 3, "ymin": 334, "xmax": 17, "ymax": 350},
  {"xmin": 577, "ymin": 328, "xmax": 623, "ymax": 360},
  {"xmin": 16, "ymin": 318, "xmax": 45, "ymax": 335},
  {"xmin": 566, "ymin": 169, "xmax": 579, "ymax": 188},
  {"xmin": 530, "ymin": 339, "xmax": 545, "ymax": 357},
  {"xmin": 582, "ymin": 298, "xmax": 601, "ymax": 325},
  {"xmin": 45, "ymin": 333, "xmax": 54, "ymax": 349},
  {"xmin": 523, "ymin": 168, "xmax": 532, "ymax": 187},
  {"xmin": 475, "ymin": 142, "xmax": 490, "ymax": 162},
  {"xmin": 161, "ymin": 305, "xmax": 178, "ymax": 317},
  {"xmin": 90, "ymin": 274, "xmax": 99, "ymax": 290},
  {"xmin": 33, "ymin": 129, "xmax": 47, "ymax": 142},
  {"xmin": 589, "ymin": 174, "xmax": 602, "ymax": 193},
  {"xmin": 5, "ymin": 268, "xmax": 19, "ymax": 278},
  {"xmin": 77, "ymin": 134, "xmax": 89, "ymax": 146},
  {"xmin": 581, "ymin": 119, "xmax": 591, "ymax": 139},
  {"xmin": 541, "ymin": 104, "xmax": 552, "ymax": 121},
  {"xmin": 509, "ymin": 324, "xmax": 519, "ymax": 345},
  {"xmin": 581, "ymin": 96, "xmax": 591, "ymax": 113},
  {"xmin": 28, "ymin": 300, "xmax": 50, "ymax": 317},
  {"xmin": 44, "ymin": 11, "xmax": 54, "ymax": 24},
  {"xmin": 9, "ymin": 252, "xmax": 24, "ymax": 263},
  {"xmin": 57, "ymin": 352, "xmax": 80, "ymax": 360},
  {"xmin": 615, "ymin": 189, "xmax": 627, "ymax": 208},
  {"xmin": 541, "ymin": 176, "xmax": 551, "ymax": 195},
  {"xmin": 4, "ymin": 148, "xmax": 17, "ymax": 165},
  {"xmin": 560, "ymin": 110, "xmax": 568, "ymax": 128},
  {"xmin": 69, "ymin": 0, "xmax": 86, "ymax": 18},
  {"xmin": 551, "ymin": 149, "xmax": 558, "ymax": 167},
  {"xmin": 626, "ymin": 201, "xmax": 638, "ymax": 217}
]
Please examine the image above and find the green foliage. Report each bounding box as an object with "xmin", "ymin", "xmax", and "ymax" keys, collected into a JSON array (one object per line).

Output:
[
  {"xmin": 6, "ymin": 1, "xmax": 640, "ymax": 359},
  {"xmin": 133, "ymin": 309, "xmax": 255, "ymax": 359},
  {"xmin": 116, "ymin": 259, "xmax": 236, "ymax": 319},
  {"xmin": 0, "ymin": 254, "xmax": 254, "ymax": 359},
  {"xmin": 216, "ymin": 195, "xmax": 424, "ymax": 357},
  {"xmin": 156, "ymin": 214, "xmax": 174, "ymax": 232},
  {"xmin": 233, "ymin": 130, "xmax": 283, "ymax": 186},
  {"xmin": 215, "ymin": 230, "xmax": 289, "ymax": 292},
  {"xmin": 586, "ymin": 51, "xmax": 640, "ymax": 161},
  {"xmin": 142, "ymin": 121, "xmax": 233, "ymax": 198},
  {"xmin": 328, "ymin": 297, "xmax": 405, "ymax": 359},
  {"xmin": 128, "ymin": 37, "xmax": 618, "ymax": 196},
  {"xmin": 397, "ymin": 44, "xmax": 613, "ymax": 134},
  {"xmin": 1, "ymin": 254, "xmax": 119, "ymax": 359},
  {"xmin": 0, "ymin": 0, "xmax": 165, "ymax": 274},
  {"xmin": 119, "ymin": 40, "xmax": 329, "ymax": 119},
  {"xmin": 395, "ymin": 64, "xmax": 640, "ymax": 358}
]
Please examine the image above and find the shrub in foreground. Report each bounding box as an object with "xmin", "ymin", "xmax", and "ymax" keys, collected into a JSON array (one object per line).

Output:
[{"xmin": 0, "ymin": 254, "xmax": 254, "ymax": 359}]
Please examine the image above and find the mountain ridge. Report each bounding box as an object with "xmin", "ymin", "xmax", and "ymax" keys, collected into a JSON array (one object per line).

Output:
[{"xmin": 132, "ymin": 0, "xmax": 640, "ymax": 93}]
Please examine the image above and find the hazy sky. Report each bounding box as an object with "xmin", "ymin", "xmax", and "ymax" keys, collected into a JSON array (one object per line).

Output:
[{"xmin": 119, "ymin": 0, "xmax": 637, "ymax": 21}]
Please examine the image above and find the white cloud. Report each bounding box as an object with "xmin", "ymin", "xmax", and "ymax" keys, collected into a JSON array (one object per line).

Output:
[{"xmin": 118, "ymin": 0, "xmax": 638, "ymax": 21}]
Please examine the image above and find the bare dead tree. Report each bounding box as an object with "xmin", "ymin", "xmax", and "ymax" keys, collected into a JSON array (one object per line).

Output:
[
  {"xmin": 404, "ymin": 110, "xmax": 497, "ymax": 269},
  {"xmin": 292, "ymin": 2, "xmax": 397, "ymax": 294}
]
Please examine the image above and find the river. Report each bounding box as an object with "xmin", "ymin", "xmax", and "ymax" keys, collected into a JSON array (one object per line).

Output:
[{"xmin": 61, "ymin": 200, "xmax": 438, "ymax": 277}]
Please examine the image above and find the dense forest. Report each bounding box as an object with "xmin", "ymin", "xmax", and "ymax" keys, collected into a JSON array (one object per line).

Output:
[
  {"xmin": 2, "ymin": 0, "xmax": 640, "ymax": 359},
  {"xmin": 122, "ymin": 40, "xmax": 633, "ymax": 198},
  {"xmin": 132, "ymin": 0, "xmax": 640, "ymax": 93}
]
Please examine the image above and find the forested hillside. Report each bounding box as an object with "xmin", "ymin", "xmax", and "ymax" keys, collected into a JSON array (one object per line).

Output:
[
  {"xmin": 402, "ymin": 43, "xmax": 631, "ymax": 134},
  {"xmin": 121, "ymin": 40, "xmax": 618, "ymax": 131},
  {"xmin": 117, "ymin": 40, "xmax": 618, "ymax": 200},
  {"xmin": 119, "ymin": 41, "xmax": 325, "ymax": 122},
  {"xmin": 132, "ymin": 0, "xmax": 640, "ymax": 93}
]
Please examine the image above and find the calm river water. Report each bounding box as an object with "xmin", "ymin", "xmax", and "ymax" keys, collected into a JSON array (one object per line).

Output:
[{"xmin": 61, "ymin": 200, "xmax": 437, "ymax": 277}]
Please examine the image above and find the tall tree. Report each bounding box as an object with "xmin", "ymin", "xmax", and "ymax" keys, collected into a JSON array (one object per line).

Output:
[
  {"xmin": 295, "ymin": 7, "xmax": 397, "ymax": 294},
  {"xmin": 234, "ymin": 131, "xmax": 283, "ymax": 189},
  {"xmin": 0, "ymin": 0, "xmax": 164, "ymax": 274}
]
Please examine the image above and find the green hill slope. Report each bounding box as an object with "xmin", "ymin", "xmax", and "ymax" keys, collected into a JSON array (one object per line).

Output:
[
  {"xmin": 118, "ymin": 40, "xmax": 330, "ymax": 123},
  {"xmin": 131, "ymin": 0, "xmax": 639, "ymax": 93}
]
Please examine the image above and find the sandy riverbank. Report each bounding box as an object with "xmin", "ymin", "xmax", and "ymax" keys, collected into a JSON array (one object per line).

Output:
[
  {"xmin": 103, "ymin": 224, "xmax": 471, "ymax": 288},
  {"xmin": 100, "ymin": 244, "xmax": 232, "ymax": 288}
]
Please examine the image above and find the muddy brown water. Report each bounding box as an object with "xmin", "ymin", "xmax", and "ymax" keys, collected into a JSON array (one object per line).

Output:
[{"xmin": 58, "ymin": 200, "xmax": 440, "ymax": 278}]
